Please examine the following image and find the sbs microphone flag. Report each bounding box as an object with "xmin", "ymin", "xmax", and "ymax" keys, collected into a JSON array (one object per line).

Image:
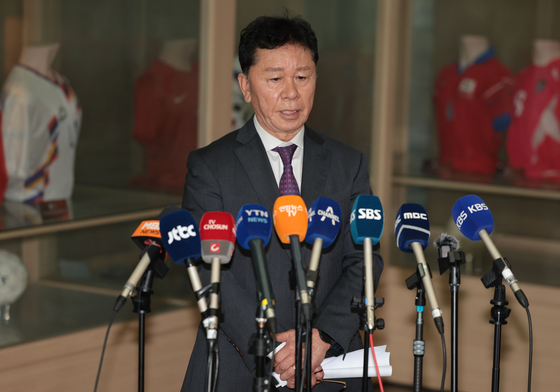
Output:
[{"xmin": 350, "ymin": 194, "xmax": 384, "ymax": 330}]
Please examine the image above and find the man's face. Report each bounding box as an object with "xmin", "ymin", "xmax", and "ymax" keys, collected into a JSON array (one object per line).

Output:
[{"xmin": 238, "ymin": 44, "xmax": 316, "ymax": 141}]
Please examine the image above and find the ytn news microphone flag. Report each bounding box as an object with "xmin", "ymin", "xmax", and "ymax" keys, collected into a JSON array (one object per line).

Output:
[{"xmin": 236, "ymin": 204, "xmax": 276, "ymax": 332}]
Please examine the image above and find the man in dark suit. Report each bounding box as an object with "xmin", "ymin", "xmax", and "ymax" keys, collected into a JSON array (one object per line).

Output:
[{"xmin": 181, "ymin": 14, "xmax": 383, "ymax": 391}]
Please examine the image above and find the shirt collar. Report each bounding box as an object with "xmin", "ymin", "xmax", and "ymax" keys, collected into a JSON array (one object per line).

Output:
[{"xmin": 253, "ymin": 115, "xmax": 305, "ymax": 151}]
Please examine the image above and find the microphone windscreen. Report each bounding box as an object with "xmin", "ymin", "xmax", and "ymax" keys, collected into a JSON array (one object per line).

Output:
[
  {"xmin": 159, "ymin": 208, "xmax": 201, "ymax": 263},
  {"xmin": 394, "ymin": 203, "xmax": 430, "ymax": 252},
  {"xmin": 130, "ymin": 205, "xmax": 180, "ymax": 249},
  {"xmin": 235, "ymin": 204, "xmax": 272, "ymax": 249},
  {"xmin": 350, "ymin": 195, "xmax": 384, "ymax": 245},
  {"xmin": 273, "ymin": 195, "xmax": 308, "ymax": 244},
  {"xmin": 305, "ymin": 197, "xmax": 342, "ymax": 248},
  {"xmin": 452, "ymin": 195, "xmax": 494, "ymax": 241},
  {"xmin": 200, "ymin": 212, "xmax": 236, "ymax": 264},
  {"xmin": 131, "ymin": 219, "xmax": 162, "ymax": 248}
]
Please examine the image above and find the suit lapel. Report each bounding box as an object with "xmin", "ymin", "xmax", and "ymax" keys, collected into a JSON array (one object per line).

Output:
[
  {"xmin": 301, "ymin": 127, "xmax": 330, "ymax": 206},
  {"xmin": 234, "ymin": 120, "xmax": 280, "ymax": 210}
]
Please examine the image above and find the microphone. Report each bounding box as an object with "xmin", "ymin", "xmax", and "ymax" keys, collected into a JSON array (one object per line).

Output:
[
  {"xmin": 200, "ymin": 211, "xmax": 236, "ymax": 339},
  {"xmin": 304, "ymin": 197, "xmax": 342, "ymax": 297},
  {"xmin": 236, "ymin": 204, "xmax": 276, "ymax": 333},
  {"xmin": 114, "ymin": 207, "xmax": 170, "ymax": 312},
  {"xmin": 434, "ymin": 233, "xmax": 461, "ymax": 274},
  {"xmin": 159, "ymin": 207, "xmax": 209, "ymax": 320},
  {"xmin": 452, "ymin": 195, "xmax": 529, "ymax": 308},
  {"xmin": 350, "ymin": 195, "xmax": 384, "ymax": 331},
  {"xmin": 272, "ymin": 195, "xmax": 311, "ymax": 321},
  {"xmin": 395, "ymin": 203, "xmax": 444, "ymax": 334}
]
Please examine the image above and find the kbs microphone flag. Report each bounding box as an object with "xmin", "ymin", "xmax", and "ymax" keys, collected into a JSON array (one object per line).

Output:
[
  {"xmin": 200, "ymin": 212, "xmax": 236, "ymax": 264},
  {"xmin": 305, "ymin": 197, "xmax": 341, "ymax": 248},
  {"xmin": 394, "ymin": 203, "xmax": 430, "ymax": 252},
  {"xmin": 452, "ymin": 195, "xmax": 494, "ymax": 241}
]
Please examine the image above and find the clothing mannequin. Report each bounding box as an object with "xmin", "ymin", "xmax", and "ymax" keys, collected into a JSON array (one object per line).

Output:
[
  {"xmin": 434, "ymin": 36, "xmax": 514, "ymax": 176},
  {"xmin": 158, "ymin": 38, "xmax": 197, "ymax": 72},
  {"xmin": 18, "ymin": 43, "xmax": 60, "ymax": 78},
  {"xmin": 130, "ymin": 38, "xmax": 199, "ymax": 192},
  {"xmin": 532, "ymin": 39, "xmax": 560, "ymax": 66},
  {"xmin": 1, "ymin": 43, "xmax": 82, "ymax": 203},
  {"xmin": 506, "ymin": 39, "xmax": 560, "ymax": 181},
  {"xmin": 458, "ymin": 35, "xmax": 490, "ymax": 69}
]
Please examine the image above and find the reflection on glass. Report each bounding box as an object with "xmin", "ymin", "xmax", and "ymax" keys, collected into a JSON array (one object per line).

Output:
[
  {"xmin": 432, "ymin": 35, "xmax": 514, "ymax": 181},
  {"xmin": 1, "ymin": 43, "xmax": 82, "ymax": 204},
  {"xmin": 130, "ymin": 38, "xmax": 198, "ymax": 194}
]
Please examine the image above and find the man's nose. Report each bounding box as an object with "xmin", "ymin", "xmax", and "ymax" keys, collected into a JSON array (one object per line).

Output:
[{"xmin": 282, "ymin": 78, "xmax": 299, "ymax": 100}]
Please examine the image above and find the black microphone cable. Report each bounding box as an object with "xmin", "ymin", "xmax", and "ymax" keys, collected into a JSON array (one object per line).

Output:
[
  {"xmin": 439, "ymin": 331, "xmax": 447, "ymax": 392},
  {"xmin": 93, "ymin": 309, "xmax": 117, "ymax": 392},
  {"xmin": 526, "ymin": 307, "xmax": 533, "ymax": 392}
]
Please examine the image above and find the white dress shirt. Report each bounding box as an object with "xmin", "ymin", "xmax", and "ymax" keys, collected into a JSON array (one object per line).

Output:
[{"xmin": 253, "ymin": 116, "xmax": 304, "ymax": 189}]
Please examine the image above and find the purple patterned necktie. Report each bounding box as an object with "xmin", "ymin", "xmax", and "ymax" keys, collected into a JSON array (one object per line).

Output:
[{"xmin": 273, "ymin": 144, "xmax": 300, "ymax": 196}]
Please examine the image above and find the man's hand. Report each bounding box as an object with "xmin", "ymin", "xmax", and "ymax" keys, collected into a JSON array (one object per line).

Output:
[{"xmin": 273, "ymin": 328, "xmax": 332, "ymax": 389}]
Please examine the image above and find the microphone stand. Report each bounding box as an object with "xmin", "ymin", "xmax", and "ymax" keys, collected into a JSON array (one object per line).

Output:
[
  {"xmin": 481, "ymin": 258, "xmax": 512, "ymax": 392},
  {"xmin": 251, "ymin": 293, "xmax": 272, "ymax": 392},
  {"xmin": 405, "ymin": 267, "xmax": 427, "ymax": 392},
  {"xmin": 438, "ymin": 250, "xmax": 465, "ymax": 392},
  {"xmin": 130, "ymin": 247, "xmax": 168, "ymax": 392},
  {"xmin": 351, "ymin": 295, "xmax": 384, "ymax": 392}
]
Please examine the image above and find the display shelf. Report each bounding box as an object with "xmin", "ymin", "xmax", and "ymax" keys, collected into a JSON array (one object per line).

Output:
[
  {"xmin": 0, "ymin": 184, "xmax": 181, "ymax": 240},
  {"xmin": 393, "ymin": 174, "xmax": 560, "ymax": 201},
  {"xmin": 0, "ymin": 282, "xmax": 185, "ymax": 350}
]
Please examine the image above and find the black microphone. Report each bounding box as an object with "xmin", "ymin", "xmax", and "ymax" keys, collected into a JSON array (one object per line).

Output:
[
  {"xmin": 236, "ymin": 204, "xmax": 276, "ymax": 333},
  {"xmin": 395, "ymin": 203, "xmax": 444, "ymax": 334},
  {"xmin": 304, "ymin": 197, "xmax": 342, "ymax": 297},
  {"xmin": 159, "ymin": 206, "xmax": 209, "ymax": 320},
  {"xmin": 114, "ymin": 208, "xmax": 170, "ymax": 312}
]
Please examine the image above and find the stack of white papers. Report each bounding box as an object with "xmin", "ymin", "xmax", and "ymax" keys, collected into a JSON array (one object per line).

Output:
[{"xmin": 269, "ymin": 344, "xmax": 392, "ymax": 388}]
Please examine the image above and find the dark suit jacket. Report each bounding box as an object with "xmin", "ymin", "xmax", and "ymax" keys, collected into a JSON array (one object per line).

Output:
[{"xmin": 180, "ymin": 118, "xmax": 383, "ymax": 391}]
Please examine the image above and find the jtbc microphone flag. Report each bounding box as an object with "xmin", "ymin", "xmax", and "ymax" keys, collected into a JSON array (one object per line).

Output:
[
  {"xmin": 305, "ymin": 197, "xmax": 342, "ymax": 247},
  {"xmin": 200, "ymin": 212, "xmax": 236, "ymax": 264},
  {"xmin": 159, "ymin": 208, "xmax": 201, "ymax": 263},
  {"xmin": 452, "ymin": 195, "xmax": 494, "ymax": 241},
  {"xmin": 394, "ymin": 203, "xmax": 430, "ymax": 252}
]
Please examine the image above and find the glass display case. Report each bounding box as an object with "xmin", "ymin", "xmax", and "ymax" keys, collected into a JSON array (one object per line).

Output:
[{"xmin": 391, "ymin": 0, "xmax": 560, "ymax": 290}]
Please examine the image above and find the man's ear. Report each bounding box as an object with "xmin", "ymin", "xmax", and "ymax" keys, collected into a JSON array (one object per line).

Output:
[{"xmin": 237, "ymin": 73, "xmax": 252, "ymax": 103}]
